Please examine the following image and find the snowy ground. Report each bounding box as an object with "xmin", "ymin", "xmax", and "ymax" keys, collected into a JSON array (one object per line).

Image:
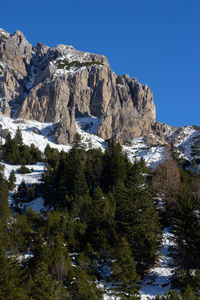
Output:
[
  {"xmin": 76, "ymin": 116, "xmax": 105, "ymax": 151},
  {"xmin": 3, "ymin": 162, "xmax": 45, "ymax": 187},
  {"xmin": 3, "ymin": 162, "xmax": 45, "ymax": 213},
  {"xmin": 172, "ymin": 126, "xmax": 200, "ymax": 161},
  {"xmin": 102, "ymin": 228, "xmax": 177, "ymax": 299},
  {"xmin": 0, "ymin": 115, "xmax": 190, "ymax": 298},
  {"xmin": 140, "ymin": 228, "xmax": 176, "ymax": 299},
  {"xmin": 0, "ymin": 116, "xmax": 71, "ymax": 152},
  {"xmin": 123, "ymin": 138, "xmax": 169, "ymax": 169},
  {"xmin": 2, "ymin": 115, "xmax": 199, "ymax": 170}
]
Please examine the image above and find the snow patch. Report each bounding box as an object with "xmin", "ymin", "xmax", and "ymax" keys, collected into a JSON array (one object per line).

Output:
[
  {"xmin": 140, "ymin": 228, "xmax": 176, "ymax": 299},
  {"xmin": 3, "ymin": 162, "xmax": 45, "ymax": 212},
  {"xmin": 0, "ymin": 116, "xmax": 71, "ymax": 152},
  {"xmin": 123, "ymin": 138, "xmax": 169, "ymax": 169},
  {"xmin": 3, "ymin": 162, "xmax": 45, "ymax": 187},
  {"xmin": 76, "ymin": 117, "xmax": 105, "ymax": 151}
]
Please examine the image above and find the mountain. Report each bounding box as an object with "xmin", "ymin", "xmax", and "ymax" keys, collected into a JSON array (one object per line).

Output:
[{"xmin": 0, "ymin": 28, "xmax": 200, "ymax": 168}]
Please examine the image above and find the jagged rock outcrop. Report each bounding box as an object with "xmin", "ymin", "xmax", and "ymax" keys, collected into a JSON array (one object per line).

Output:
[{"xmin": 0, "ymin": 28, "xmax": 158, "ymax": 144}]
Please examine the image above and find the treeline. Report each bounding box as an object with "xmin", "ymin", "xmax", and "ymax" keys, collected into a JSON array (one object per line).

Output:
[
  {"xmin": 1, "ymin": 127, "xmax": 42, "ymax": 164},
  {"xmin": 0, "ymin": 131, "xmax": 200, "ymax": 299}
]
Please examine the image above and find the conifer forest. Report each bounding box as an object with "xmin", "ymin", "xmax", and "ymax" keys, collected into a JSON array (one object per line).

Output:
[{"xmin": 0, "ymin": 130, "xmax": 200, "ymax": 300}]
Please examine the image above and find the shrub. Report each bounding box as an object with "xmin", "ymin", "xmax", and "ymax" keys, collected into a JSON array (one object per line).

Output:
[{"xmin": 17, "ymin": 165, "xmax": 32, "ymax": 174}]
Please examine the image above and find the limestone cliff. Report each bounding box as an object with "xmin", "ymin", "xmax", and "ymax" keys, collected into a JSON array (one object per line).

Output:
[{"xmin": 0, "ymin": 28, "xmax": 158, "ymax": 144}]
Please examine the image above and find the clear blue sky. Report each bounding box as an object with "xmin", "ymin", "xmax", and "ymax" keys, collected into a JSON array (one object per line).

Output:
[{"xmin": 1, "ymin": 0, "xmax": 199, "ymax": 127}]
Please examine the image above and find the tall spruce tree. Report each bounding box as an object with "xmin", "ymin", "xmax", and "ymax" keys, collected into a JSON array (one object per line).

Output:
[
  {"xmin": 0, "ymin": 247, "xmax": 27, "ymax": 300},
  {"xmin": 8, "ymin": 170, "xmax": 16, "ymax": 191},
  {"xmin": 111, "ymin": 237, "xmax": 140, "ymax": 299},
  {"xmin": 101, "ymin": 139, "xmax": 127, "ymax": 193},
  {"xmin": 28, "ymin": 261, "xmax": 59, "ymax": 300},
  {"xmin": 14, "ymin": 127, "xmax": 23, "ymax": 146},
  {"xmin": 85, "ymin": 186, "xmax": 116, "ymax": 250},
  {"xmin": 115, "ymin": 160, "xmax": 162, "ymax": 273},
  {"xmin": 171, "ymin": 186, "xmax": 200, "ymax": 274},
  {"xmin": 0, "ymin": 172, "xmax": 10, "ymax": 221}
]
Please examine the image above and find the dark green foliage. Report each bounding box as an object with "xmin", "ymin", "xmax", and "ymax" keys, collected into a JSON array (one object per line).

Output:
[
  {"xmin": 28, "ymin": 262, "xmax": 59, "ymax": 300},
  {"xmin": 0, "ymin": 247, "xmax": 27, "ymax": 300},
  {"xmin": 101, "ymin": 139, "xmax": 128, "ymax": 193},
  {"xmin": 1, "ymin": 132, "xmax": 42, "ymax": 165},
  {"xmin": 55, "ymin": 58, "xmax": 103, "ymax": 70},
  {"xmin": 152, "ymin": 287, "xmax": 200, "ymax": 299},
  {"xmin": 115, "ymin": 160, "xmax": 162, "ymax": 273},
  {"xmin": 2, "ymin": 133, "xmax": 21, "ymax": 164},
  {"xmin": 0, "ymin": 171, "xmax": 10, "ymax": 221},
  {"xmin": 13, "ymin": 181, "xmax": 37, "ymax": 207},
  {"xmin": 44, "ymin": 144, "xmax": 59, "ymax": 168},
  {"xmin": 111, "ymin": 237, "xmax": 140, "ymax": 299},
  {"xmin": 8, "ymin": 170, "xmax": 16, "ymax": 191},
  {"xmin": 17, "ymin": 165, "xmax": 32, "ymax": 174},
  {"xmin": 1, "ymin": 139, "xmax": 167, "ymax": 298},
  {"xmin": 171, "ymin": 187, "xmax": 200, "ymax": 274},
  {"xmin": 15, "ymin": 127, "xmax": 23, "ymax": 146},
  {"xmin": 72, "ymin": 267, "xmax": 103, "ymax": 300},
  {"xmin": 84, "ymin": 186, "xmax": 116, "ymax": 250},
  {"xmin": 43, "ymin": 144, "xmax": 88, "ymax": 209}
]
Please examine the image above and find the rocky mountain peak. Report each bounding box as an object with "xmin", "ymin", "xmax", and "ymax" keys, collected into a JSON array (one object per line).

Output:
[{"xmin": 0, "ymin": 28, "xmax": 159, "ymax": 145}]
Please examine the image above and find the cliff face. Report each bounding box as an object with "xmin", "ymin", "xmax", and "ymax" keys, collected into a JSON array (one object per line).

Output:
[{"xmin": 0, "ymin": 28, "xmax": 157, "ymax": 144}]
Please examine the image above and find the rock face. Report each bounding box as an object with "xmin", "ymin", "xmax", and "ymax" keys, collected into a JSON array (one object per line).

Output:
[{"xmin": 0, "ymin": 28, "xmax": 157, "ymax": 144}]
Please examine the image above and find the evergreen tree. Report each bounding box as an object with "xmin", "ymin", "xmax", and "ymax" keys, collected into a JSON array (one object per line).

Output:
[
  {"xmin": 71, "ymin": 266, "xmax": 103, "ymax": 300},
  {"xmin": 171, "ymin": 187, "xmax": 200, "ymax": 274},
  {"xmin": 115, "ymin": 160, "xmax": 162, "ymax": 273},
  {"xmin": 2, "ymin": 133, "xmax": 21, "ymax": 164},
  {"xmin": 71, "ymin": 132, "xmax": 82, "ymax": 149},
  {"xmin": 14, "ymin": 180, "xmax": 27, "ymax": 206},
  {"xmin": 14, "ymin": 127, "xmax": 23, "ymax": 146},
  {"xmin": 44, "ymin": 144, "xmax": 59, "ymax": 168},
  {"xmin": 8, "ymin": 170, "xmax": 16, "ymax": 191},
  {"xmin": 111, "ymin": 237, "xmax": 140, "ymax": 299},
  {"xmin": 28, "ymin": 261, "xmax": 59, "ymax": 300},
  {"xmin": 101, "ymin": 139, "xmax": 127, "ymax": 193},
  {"xmin": 0, "ymin": 247, "xmax": 27, "ymax": 300},
  {"xmin": 0, "ymin": 173, "xmax": 10, "ymax": 221},
  {"xmin": 85, "ymin": 186, "xmax": 116, "ymax": 250}
]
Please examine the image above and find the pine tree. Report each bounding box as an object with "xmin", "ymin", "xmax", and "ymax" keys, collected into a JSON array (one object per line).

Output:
[
  {"xmin": 71, "ymin": 132, "xmax": 82, "ymax": 149},
  {"xmin": 28, "ymin": 261, "xmax": 58, "ymax": 300},
  {"xmin": 14, "ymin": 127, "xmax": 23, "ymax": 146},
  {"xmin": 0, "ymin": 173, "xmax": 10, "ymax": 221},
  {"xmin": 115, "ymin": 160, "xmax": 162, "ymax": 273},
  {"xmin": 111, "ymin": 237, "xmax": 140, "ymax": 299},
  {"xmin": 2, "ymin": 133, "xmax": 20, "ymax": 164},
  {"xmin": 8, "ymin": 170, "xmax": 16, "ymax": 191},
  {"xmin": 85, "ymin": 186, "xmax": 116, "ymax": 250},
  {"xmin": 101, "ymin": 139, "xmax": 127, "ymax": 193},
  {"xmin": 71, "ymin": 266, "xmax": 103, "ymax": 300},
  {"xmin": 171, "ymin": 186, "xmax": 200, "ymax": 274},
  {"xmin": 14, "ymin": 180, "xmax": 27, "ymax": 207},
  {"xmin": 0, "ymin": 247, "xmax": 27, "ymax": 300}
]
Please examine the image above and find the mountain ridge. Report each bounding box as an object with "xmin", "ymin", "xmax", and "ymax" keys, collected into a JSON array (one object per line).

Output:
[
  {"xmin": 0, "ymin": 28, "xmax": 200, "ymax": 169},
  {"xmin": 0, "ymin": 28, "xmax": 160, "ymax": 143}
]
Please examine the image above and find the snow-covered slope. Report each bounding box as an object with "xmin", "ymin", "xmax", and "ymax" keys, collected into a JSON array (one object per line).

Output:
[
  {"xmin": 3, "ymin": 162, "xmax": 45, "ymax": 213},
  {"xmin": 0, "ymin": 115, "xmax": 170, "ymax": 168},
  {"xmin": 0, "ymin": 116, "xmax": 200, "ymax": 171},
  {"xmin": 140, "ymin": 228, "xmax": 176, "ymax": 299},
  {"xmin": 0, "ymin": 116, "xmax": 71, "ymax": 152},
  {"xmin": 1, "ymin": 115, "xmax": 199, "ymax": 299}
]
